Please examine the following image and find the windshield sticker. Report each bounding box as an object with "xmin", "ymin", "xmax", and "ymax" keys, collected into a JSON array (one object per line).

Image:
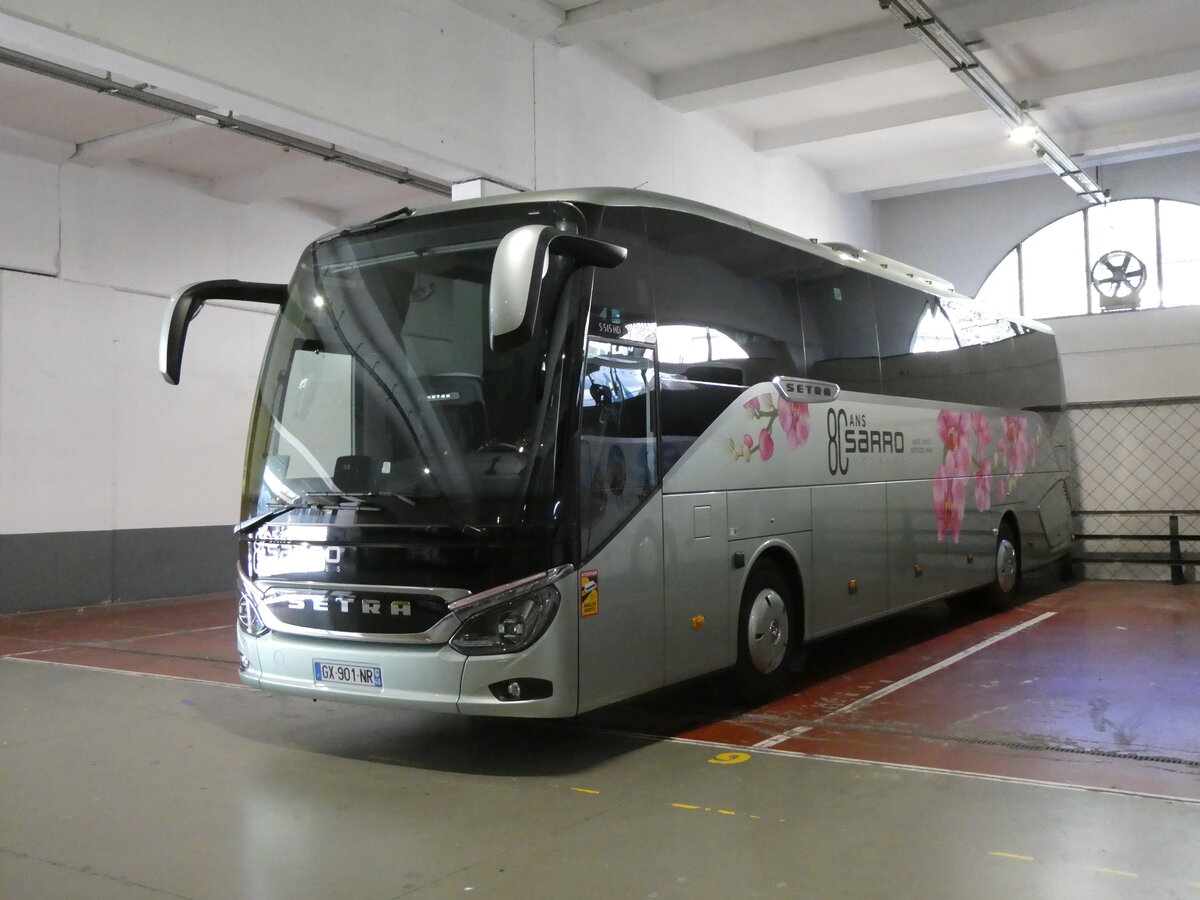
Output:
[
  {"xmin": 591, "ymin": 307, "xmax": 625, "ymax": 338},
  {"xmin": 580, "ymin": 570, "xmax": 599, "ymax": 617}
]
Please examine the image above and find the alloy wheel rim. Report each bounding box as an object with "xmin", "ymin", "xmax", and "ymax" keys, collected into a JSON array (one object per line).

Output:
[
  {"xmin": 747, "ymin": 588, "xmax": 789, "ymax": 674},
  {"xmin": 996, "ymin": 538, "xmax": 1017, "ymax": 593}
]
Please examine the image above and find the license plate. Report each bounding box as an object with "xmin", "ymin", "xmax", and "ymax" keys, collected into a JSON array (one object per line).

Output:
[{"xmin": 313, "ymin": 660, "xmax": 383, "ymax": 688}]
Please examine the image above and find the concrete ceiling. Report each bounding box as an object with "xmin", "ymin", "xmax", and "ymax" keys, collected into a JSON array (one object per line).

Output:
[
  {"xmin": 0, "ymin": 45, "xmax": 450, "ymax": 222},
  {"xmin": 2, "ymin": 0, "xmax": 1199, "ymax": 218},
  {"xmin": 460, "ymin": 0, "xmax": 1200, "ymax": 197}
]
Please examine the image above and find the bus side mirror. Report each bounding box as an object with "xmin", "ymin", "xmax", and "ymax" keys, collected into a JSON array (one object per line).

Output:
[
  {"xmin": 160, "ymin": 280, "xmax": 288, "ymax": 384},
  {"xmin": 489, "ymin": 225, "xmax": 626, "ymax": 350}
]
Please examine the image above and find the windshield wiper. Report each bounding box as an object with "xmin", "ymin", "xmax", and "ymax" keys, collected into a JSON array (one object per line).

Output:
[
  {"xmin": 333, "ymin": 206, "xmax": 415, "ymax": 238},
  {"xmin": 233, "ymin": 493, "xmax": 349, "ymax": 535},
  {"xmin": 234, "ymin": 490, "xmax": 485, "ymax": 537},
  {"xmin": 328, "ymin": 491, "xmax": 486, "ymax": 536}
]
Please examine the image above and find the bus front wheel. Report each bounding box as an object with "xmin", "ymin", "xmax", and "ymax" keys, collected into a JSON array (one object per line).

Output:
[{"xmin": 735, "ymin": 561, "xmax": 795, "ymax": 703}]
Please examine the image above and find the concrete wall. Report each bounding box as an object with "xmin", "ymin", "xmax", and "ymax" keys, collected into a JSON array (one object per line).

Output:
[
  {"xmin": 876, "ymin": 149, "xmax": 1200, "ymax": 405},
  {"xmin": 1053, "ymin": 307, "xmax": 1200, "ymax": 405},
  {"xmin": 877, "ymin": 151, "xmax": 1200, "ymax": 299},
  {"xmin": 0, "ymin": 155, "xmax": 328, "ymax": 611},
  {"xmin": 0, "ymin": 3, "xmax": 871, "ymax": 612}
]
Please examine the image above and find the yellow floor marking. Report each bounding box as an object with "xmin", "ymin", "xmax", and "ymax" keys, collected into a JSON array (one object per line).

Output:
[
  {"xmin": 989, "ymin": 852, "xmax": 1034, "ymax": 862},
  {"xmin": 708, "ymin": 751, "xmax": 751, "ymax": 764},
  {"xmin": 671, "ymin": 803, "xmax": 701, "ymax": 810},
  {"xmin": 1094, "ymin": 868, "xmax": 1139, "ymax": 879},
  {"xmin": 570, "ymin": 787, "xmax": 600, "ymax": 794},
  {"xmin": 717, "ymin": 809, "xmax": 736, "ymax": 815}
]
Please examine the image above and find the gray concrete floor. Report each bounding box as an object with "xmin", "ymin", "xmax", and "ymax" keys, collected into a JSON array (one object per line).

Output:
[{"xmin": 3, "ymin": 658, "xmax": 1199, "ymax": 899}]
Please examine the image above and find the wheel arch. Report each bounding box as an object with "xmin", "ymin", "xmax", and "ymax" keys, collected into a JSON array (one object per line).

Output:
[
  {"xmin": 742, "ymin": 542, "xmax": 806, "ymax": 642},
  {"xmin": 999, "ymin": 509, "xmax": 1022, "ymax": 554}
]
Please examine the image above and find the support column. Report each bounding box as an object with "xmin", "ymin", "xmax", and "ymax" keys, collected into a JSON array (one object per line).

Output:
[{"xmin": 451, "ymin": 178, "xmax": 522, "ymax": 201}]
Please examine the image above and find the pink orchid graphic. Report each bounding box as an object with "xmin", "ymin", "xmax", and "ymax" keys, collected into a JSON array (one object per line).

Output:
[
  {"xmin": 974, "ymin": 457, "xmax": 993, "ymax": 512},
  {"xmin": 933, "ymin": 462, "xmax": 966, "ymax": 542},
  {"xmin": 777, "ymin": 399, "xmax": 810, "ymax": 450},
  {"xmin": 999, "ymin": 416, "xmax": 1030, "ymax": 475},
  {"xmin": 728, "ymin": 392, "xmax": 810, "ymax": 461},
  {"xmin": 758, "ymin": 428, "xmax": 775, "ymax": 460},
  {"xmin": 938, "ymin": 409, "xmax": 972, "ymax": 472}
]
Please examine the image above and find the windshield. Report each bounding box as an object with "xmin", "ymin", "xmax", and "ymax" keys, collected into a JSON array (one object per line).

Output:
[{"xmin": 242, "ymin": 203, "xmax": 589, "ymax": 550}]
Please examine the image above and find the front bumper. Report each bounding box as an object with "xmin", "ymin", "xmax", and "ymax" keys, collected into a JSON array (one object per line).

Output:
[{"xmin": 236, "ymin": 611, "xmax": 579, "ymax": 718}]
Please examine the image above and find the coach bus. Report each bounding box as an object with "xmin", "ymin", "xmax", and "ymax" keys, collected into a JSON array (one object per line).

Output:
[{"xmin": 160, "ymin": 188, "xmax": 1073, "ymax": 716}]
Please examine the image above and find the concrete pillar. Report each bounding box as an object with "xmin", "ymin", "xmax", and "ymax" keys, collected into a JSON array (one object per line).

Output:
[{"xmin": 451, "ymin": 178, "xmax": 522, "ymax": 201}]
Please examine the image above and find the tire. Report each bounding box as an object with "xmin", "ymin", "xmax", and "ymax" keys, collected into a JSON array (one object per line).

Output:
[
  {"xmin": 987, "ymin": 519, "xmax": 1022, "ymax": 610},
  {"xmin": 1057, "ymin": 553, "xmax": 1075, "ymax": 582},
  {"xmin": 735, "ymin": 561, "xmax": 796, "ymax": 703}
]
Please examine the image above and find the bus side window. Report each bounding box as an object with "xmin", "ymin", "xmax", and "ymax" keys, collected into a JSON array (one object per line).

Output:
[
  {"xmin": 876, "ymin": 284, "xmax": 957, "ymax": 402},
  {"xmin": 1008, "ymin": 327, "xmax": 1065, "ymax": 409},
  {"xmin": 590, "ymin": 205, "xmax": 657, "ymax": 339},
  {"xmin": 796, "ymin": 257, "xmax": 882, "ymax": 395},
  {"xmin": 644, "ymin": 209, "xmax": 804, "ymax": 473},
  {"xmin": 942, "ymin": 298, "xmax": 1019, "ymax": 408}
]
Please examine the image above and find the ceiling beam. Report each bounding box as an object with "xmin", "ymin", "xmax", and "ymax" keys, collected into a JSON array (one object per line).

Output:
[
  {"xmin": 758, "ymin": 95, "xmax": 980, "ymax": 153},
  {"xmin": 832, "ymin": 138, "xmax": 1069, "ymax": 196},
  {"xmin": 0, "ymin": 121, "xmax": 74, "ymax": 163},
  {"xmin": 451, "ymin": 0, "xmax": 725, "ymax": 47},
  {"xmin": 758, "ymin": 46, "xmax": 1200, "ymax": 153},
  {"xmin": 655, "ymin": 0, "xmax": 1106, "ymax": 111},
  {"xmin": 71, "ymin": 117, "xmax": 207, "ymax": 165},
  {"xmin": 832, "ymin": 108, "xmax": 1200, "ymax": 196},
  {"xmin": 657, "ymin": 21, "xmax": 922, "ymax": 111},
  {"xmin": 448, "ymin": 0, "xmax": 564, "ymax": 40},
  {"xmin": 556, "ymin": 0, "xmax": 729, "ymax": 46},
  {"xmin": 210, "ymin": 155, "xmax": 343, "ymax": 205}
]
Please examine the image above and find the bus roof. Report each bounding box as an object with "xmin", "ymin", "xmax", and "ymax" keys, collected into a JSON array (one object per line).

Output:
[{"xmin": 346, "ymin": 186, "xmax": 1052, "ymax": 335}]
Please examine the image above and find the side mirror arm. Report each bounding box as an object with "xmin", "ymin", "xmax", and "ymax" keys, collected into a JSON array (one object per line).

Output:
[{"xmin": 160, "ymin": 280, "xmax": 287, "ymax": 384}]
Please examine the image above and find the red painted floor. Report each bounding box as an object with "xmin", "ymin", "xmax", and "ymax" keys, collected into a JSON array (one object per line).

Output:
[
  {"xmin": 3, "ymin": 581, "xmax": 1198, "ymax": 800},
  {"xmin": 591, "ymin": 580, "xmax": 1200, "ymax": 801},
  {"xmin": 0, "ymin": 593, "xmax": 242, "ymax": 685}
]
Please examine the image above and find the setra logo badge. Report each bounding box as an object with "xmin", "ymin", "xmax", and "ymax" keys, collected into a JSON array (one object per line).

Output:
[{"xmin": 275, "ymin": 594, "xmax": 412, "ymax": 616}]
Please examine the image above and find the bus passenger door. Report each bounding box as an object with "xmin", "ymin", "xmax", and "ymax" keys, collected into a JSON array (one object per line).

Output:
[
  {"xmin": 663, "ymin": 492, "xmax": 731, "ymax": 683},
  {"xmin": 576, "ymin": 337, "xmax": 666, "ymax": 711},
  {"xmin": 810, "ymin": 483, "xmax": 889, "ymax": 634}
]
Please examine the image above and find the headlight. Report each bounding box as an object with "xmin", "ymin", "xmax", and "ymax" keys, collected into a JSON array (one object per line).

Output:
[
  {"xmin": 449, "ymin": 575, "xmax": 563, "ymax": 656},
  {"xmin": 237, "ymin": 566, "xmax": 270, "ymax": 637}
]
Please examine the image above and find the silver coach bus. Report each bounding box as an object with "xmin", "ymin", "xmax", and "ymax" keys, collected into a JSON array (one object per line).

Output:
[{"xmin": 161, "ymin": 188, "xmax": 1073, "ymax": 716}]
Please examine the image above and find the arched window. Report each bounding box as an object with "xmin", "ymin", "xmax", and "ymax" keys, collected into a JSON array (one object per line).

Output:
[{"xmin": 975, "ymin": 198, "xmax": 1200, "ymax": 319}]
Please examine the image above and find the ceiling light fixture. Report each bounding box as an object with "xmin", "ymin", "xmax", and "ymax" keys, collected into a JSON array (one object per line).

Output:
[
  {"xmin": 1007, "ymin": 123, "xmax": 1038, "ymax": 145},
  {"xmin": 879, "ymin": 0, "xmax": 1107, "ymax": 205}
]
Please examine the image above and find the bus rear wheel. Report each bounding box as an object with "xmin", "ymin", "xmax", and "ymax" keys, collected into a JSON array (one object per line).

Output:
[
  {"xmin": 735, "ymin": 561, "xmax": 795, "ymax": 703},
  {"xmin": 988, "ymin": 519, "xmax": 1022, "ymax": 610}
]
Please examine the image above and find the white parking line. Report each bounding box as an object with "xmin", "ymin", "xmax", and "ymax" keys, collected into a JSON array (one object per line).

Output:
[{"xmin": 753, "ymin": 610, "xmax": 1058, "ymax": 749}]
